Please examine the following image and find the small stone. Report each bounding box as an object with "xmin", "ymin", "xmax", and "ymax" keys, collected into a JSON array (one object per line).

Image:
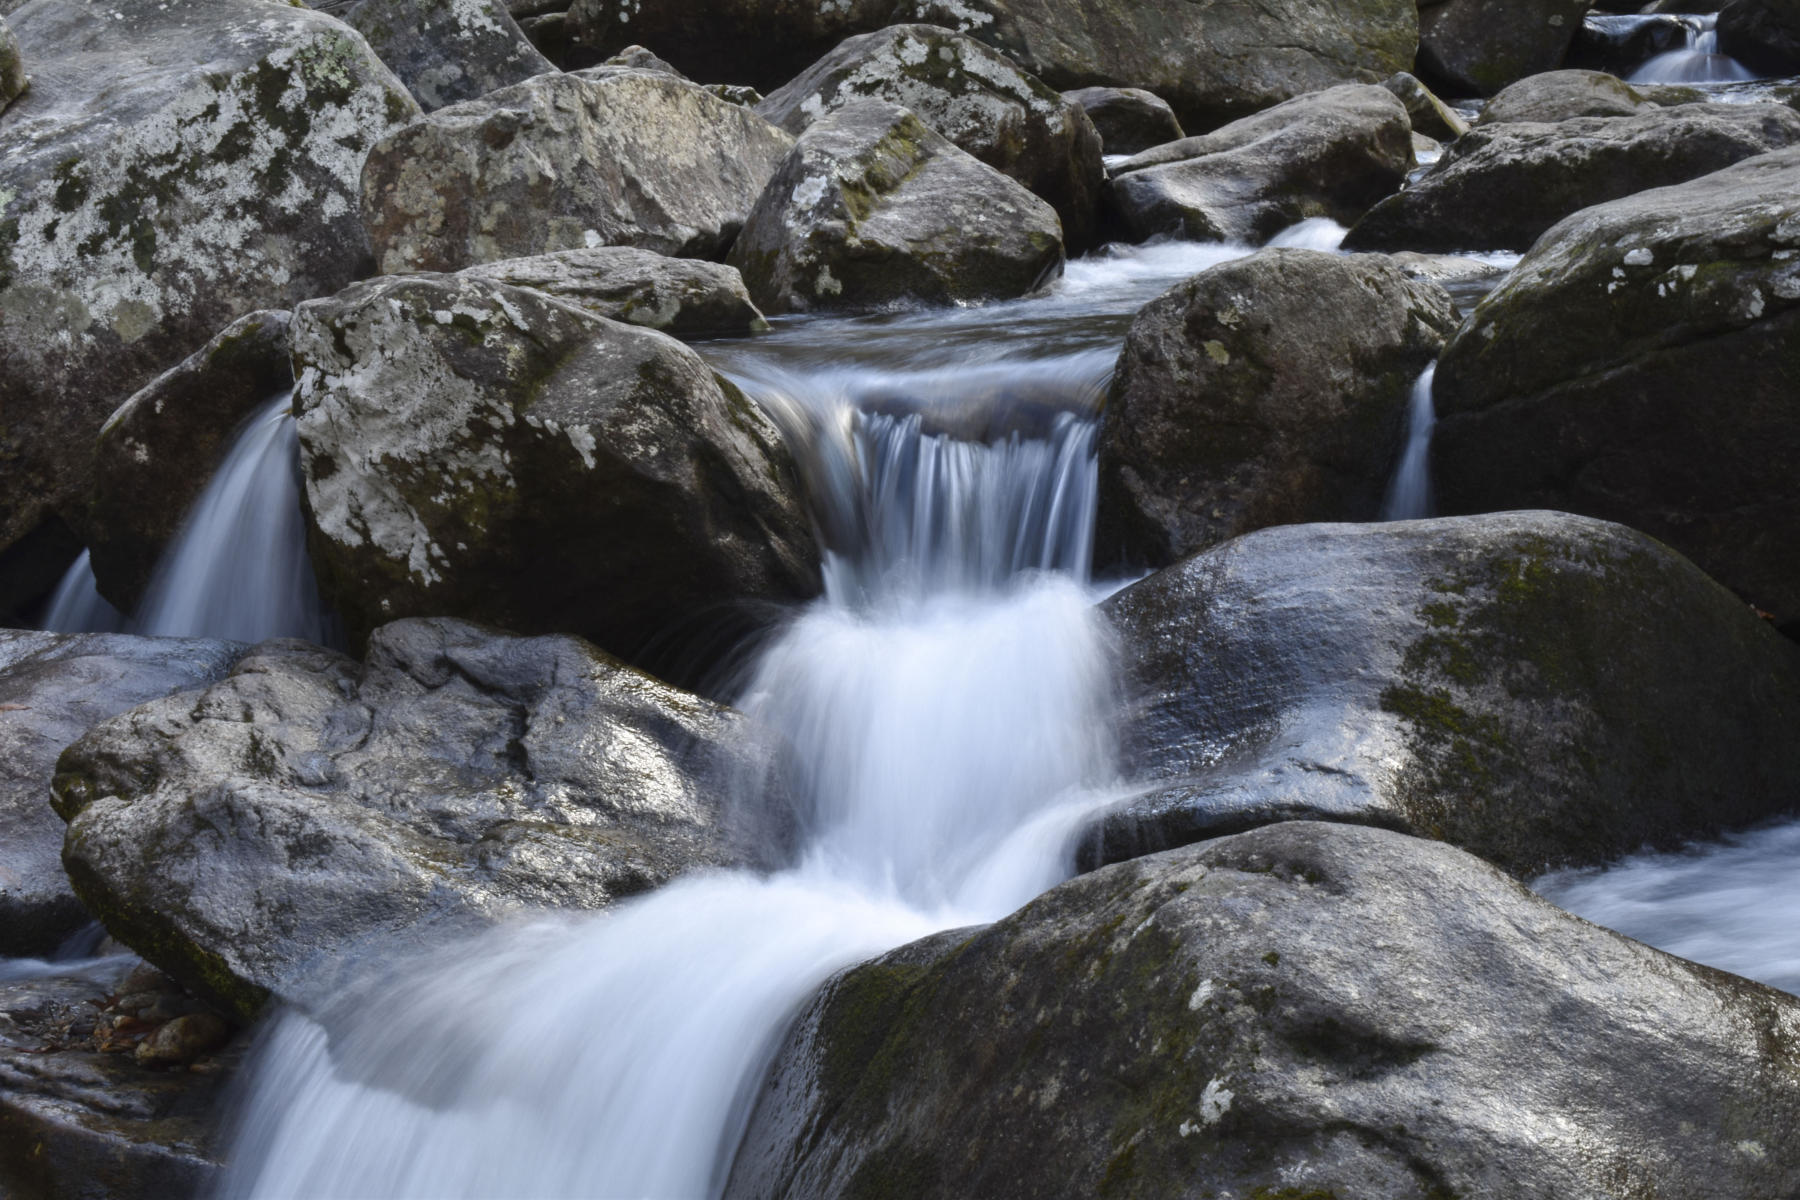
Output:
[{"xmin": 134, "ymin": 1012, "xmax": 230, "ymax": 1067}]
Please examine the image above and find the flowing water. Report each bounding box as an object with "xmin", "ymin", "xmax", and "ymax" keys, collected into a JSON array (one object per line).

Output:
[
  {"xmin": 40, "ymin": 549, "xmax": 126, "ymax": 633},
  {"xmin": 1629, "ymin": 14, "xmax": 1756, "ymax": 84},
  {"xmin": 1381, "ymin": 364, "xmax": 1438, "ymax": 521}
]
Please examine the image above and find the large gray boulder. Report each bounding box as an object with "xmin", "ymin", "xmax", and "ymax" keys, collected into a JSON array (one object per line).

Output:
[
  {"xmin": 1106, "ymin": 84, "xmax": 1413, "ymax": 244},
  {"xmin": 1475, "ymin": 67, "xmax": 1659, "ymax": 124},
  {"xmin": 1346, "ymin": 102, "xmax": 1800, "ymax": 252},
  {"xmin": 1094, "ymin": 249, "xmax": 1456, "ymax": 570},
  {"xmin": 290, "ymin": 272, "xmax": 818, "ymax": 665},
  {"xmin": 54, "ymin": 619, "xmax": 774, "ymax": 1021},
  {"xmin": 344, "ymin": 0, "xmax": 555, "ymax": 112},
  {"xmin": 80, "ymin": 311, "xmax": 293, "ymax": 614},
  {"xmin": 0, "ymin": 0, "xmax": 416, "ymax": 611},
  {"xmin": 1433, "ymin": 147, "xmax": 1800, "ymax": 627},
  {"xmin": 755, "ymin": 25, "xmax": 1103, "ymax": 249},
  {"xmin": 1087, "ymin": 514, "xmax": 1800, "ymax": 877},
  {"xmin": 1062, "ymin": 86, "xmax": 1183, "ymax": 155},
  {"xmin": 360, "ymin": 69, "xmax": 794, "ymax": 273},
  {"xmin": 1418, "ymin": 0, "xmax": 1595, "ymax": 96},
  {"xmin": 462, "ymin": 247, "xmax": 768, "ymax": 337},
  {"xmin": 727, "ymin": 99, "xmax": 1064, "ymax": 315},
  {"xmin": 0, "ymin": 631, "xmax": 245, "ymax": 957},
  {"xmin": 0, "ymin": 16, "xmax": 22, "ymax": 112},
  {"xmin": 728, "ymin": 821, "xmax": 1800, "ymax": 1200},
  {"xmin": 565, "ymin": 0, "xmax": 1419, "ymax": 133}
]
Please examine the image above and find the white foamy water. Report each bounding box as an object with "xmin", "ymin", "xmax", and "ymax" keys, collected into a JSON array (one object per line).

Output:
[
  {"xmin": 1629, "ymin": 14, "xmax": 1756, "ymax": 83},
  {"xmin": 1381, "ymin": 364, "xmax": 1438, "ymax": 521},
  {"xmin": 40, "ymin": 549, "xmax": 126, "ymax": 633}
]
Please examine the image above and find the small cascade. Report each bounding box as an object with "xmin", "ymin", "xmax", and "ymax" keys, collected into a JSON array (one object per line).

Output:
[
  {"xmin": 1381, "ymin": 364, "xmax": 1437, "ymax": 521},
  {"xmin": 1264, "ymin": 217, "xmax": 1348, "ymax": 251},
  {"xmin": 40, "ymin": 550, "xmax": 125, "ymax": 633},
  {"xmin": 1629, "ymin": 14, "xmax": 1755, "ymax": 84}
]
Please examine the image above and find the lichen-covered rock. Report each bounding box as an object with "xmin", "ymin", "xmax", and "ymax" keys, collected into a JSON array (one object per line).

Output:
[
  {"xmin": 727, "ymin": 821, "xmax": 1800, "ymax": 1200},
  {"xmin": 1719, "ymin": 0, "xmax": 1800, "ymax": 74},
  {"xmin": 755, "ymin": 25, "xmax": 1104, "ymax": 248},
  {"xmin": 462, "ymin": 247, "xmax": 767, "ymax": 336},
  {"xmin": 567, "ymin": 0, "xmax": 1418, "ymax": 133},
  {"xmin": 0, "ymin": 16, "xmax": 23, "ymax": 112},
  {"xmin": 0, "ymin": 0, "xmax": 417, "ymax": 610},
  {"xmin": 1094, "ymin": 249, "xmax": 1456, "ymax": 570},
  {"xmin": 1086, "ymin": 514, "xmax": 1800, "ymax": 876},
  {"xmin": 290, "ymin": 272, "xmax": 818, "ymax": 664},
  {"xmin": 54, "ymin": 619, "xmax": 777, "ymax": 1021},
  {"xmin": 1476, "ymin": 66, "xmax": 1656, "ymax": 124},
  {"xmin": 1432, "ymin": 147, "xmax": 1800, "ymax": 627},
  {"xmin": 1062, "ymin": 86, "xmax": 1182, "ymax": 155},
  {"xmin": 0, "ymin": 631, "xmax": 245, "ymax": 957},
  {"xmin": 1418, "ymin": 0, "xmax": 1596, "ymax": 96},
  {"xmin": 1345, "ymin": 102, "xmax": 1800, "ymax": 252},
  {"xmin": 361, "ymin": 69, "xmax": 794, "ymax": 272},
  {"xmin": 79, "ymin": 311, "xmax": 294, "ymax": 613},
  {"xmin": 1105, "ymin": 84, "xmax": 1412, "ymax": 244},
  {"xmin": 345, "ymin": 0, "xmax": 555, "ymax": 112},
  {"xmin": 1381, "ymin": 70, "xmax": 1468, "ymax": 140},
  {"xmin": 727, "ymin": 99, "xmax": 1064, "ymax": 314}
]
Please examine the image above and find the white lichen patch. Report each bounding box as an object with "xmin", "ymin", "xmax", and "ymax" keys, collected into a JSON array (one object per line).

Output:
[
  {"xmin": 1188, "ymin": 978, "xmax": 1215, "ymax": 1010},
  {"xmin": 1198, "ymin": 1077, "xmax": 1233, "ymax": 1125}
]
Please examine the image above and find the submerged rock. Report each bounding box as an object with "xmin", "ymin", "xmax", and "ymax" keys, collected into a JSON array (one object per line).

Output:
[
  {"xmin": 730, "ymin": 821, "xmax": 1800, "ymax": 1200},
  {"xmin": 727, "ymin": 99, "xmax": 1065, "ymax": 315},
  {"xmin": 54, "ymin": 619, "xmax": 776, "ymax": 1021},
  {"xmin": 344, "ymin": 0, "xmax": 555, "ymax": 111},
  {"xmin": 290, "ymin": 272, "xmax": 817, "ymax": 665},
  {"xmin": 0, "ymin": 631, "xmax": 245, "ymax": 957},
  {"xmin": 1095, "ymin": 248, "xmax": 1456, "ymax": 570},
  {"xmin": 1433, "ymin": 146, "xmax": 1800, "ymax": 626},
  {"xmin": 1346, "ymin": 101, "xmax": 1800, "ymax": 252},
  {"xmin": 1418, "ymin": 0, "xmax": 1595, "ymax": 96},
  {"xmin": 1063, "ymin": 86, "xmax": 1182, "ymax": 156},
  {"xmin": 1089, "ymin": 513, "xmax": 1800, "ymax": 876},
  {"xmin": 81, "ymin": 311, "xmax": 294, "ymax": 613},
  {"xmin": 756, "ymin": 25, "xmax": 1103, "ymax": 248},
  {"xmin": 360, "ymin": 69, "xmax": 794, "ymax": 272},
  {"xmin": 1106, "ymin": 84, "xmax": 1413, "ymax": 244},
  {"xmin": 461, "ymin": 248, "xmax": 768, "ymax": 337}
]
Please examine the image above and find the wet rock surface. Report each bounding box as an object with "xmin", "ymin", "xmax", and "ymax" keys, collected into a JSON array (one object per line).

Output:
[
  {"xmin": 344, "ymin": 0, "xmax": 555, "ymax": 112},
  {"xmin": 461, "ymin": 248, "xmax": 768, "ymax": 337}
]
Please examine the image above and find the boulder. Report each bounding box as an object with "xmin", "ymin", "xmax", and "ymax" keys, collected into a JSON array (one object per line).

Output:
[
  {"xmin": 1381, "ymin": 70, "xmax": 1468, "ymax": 140},
  {"xmin": 290, "ymin": 272, "xmax": 817, "ymax": 665},
  {"xmin": 1094, "ymin": 248, "xmax": 1456, "ymax": 570},
  {"xmin": 1062, "ymin": 86, "xmax": 1182, "ymax": 156},
  {"xmin": 1105, "ymin": 84, "xmax": 1412, "ymax": 244},
  {"xmin": 344, "ymin": 0, "xmax": 556, "ymax": 112},
  {"xmin": 462, "ymin": 247, "xmax": 767, "ymax": 336},
  {"xmin": 1418, "ymin": 0, "xmax": 1595, "ymax": 97},
  {"xmin": 0, "ymin": 631, "xmax": 244, "ymax": 957},
  {"xmin": 727, "ymin": 821, "xmax": 1800, "ymax": 1200},
  {"xmin": 727, "ymin": 99, "xmax": 1064, "ymax": 315},
  {"xmin": 1569, "ymin": 11, "xmax": 1695, "ymax": 73},
  {"xmin": 565, "ymin": 0, "xmax": 1419, "ymax": 133},
  {"xmin": 360, "ymin": 69, "xmax": 794, "ymax": 273},
  {"xmin": 1086, "ymin": 514, "xmax": 1800, "ymax": 877},
  {"xmin": 1345, "ymin": 102, "xmax": 1800, "ymax": 252},
  {"xmin": 755, "ymin": 25, "xmax": 1104, "ymax": 248},
  {"xmin": 0, "ymin": 0, "xmax": 416, "ymax": 611},
  {"xmin": 1718, "ymin": 0, "xmax": 1800, "ymax": 74},
  {"xmin": 54, "ymin": 619, "xmax": 777, "ymax": 1021},
  {"xmin": 80, "ymin": 311, "xmax": 294, "ymax": 614},
  {"xmin": 0, "ymin": 16, "xmax": 22, "ymax": 112},
  {"xmin": 1432, "ymin": 147, "xmax": 1800, "ymax": 627},
  {"xmin": 1474, "ymin": 67, "xmax": 1656, "ymax": 124}
]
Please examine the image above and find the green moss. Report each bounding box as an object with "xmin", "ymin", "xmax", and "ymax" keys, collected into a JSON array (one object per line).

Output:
[{"xmin": 816, "ymin": 959, "xmax": 935, "ymax": 1119}]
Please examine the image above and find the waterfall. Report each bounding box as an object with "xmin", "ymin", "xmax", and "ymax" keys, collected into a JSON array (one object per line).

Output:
[
  {"xmin": 1381, "ymin": 364, "xmax": 1437, "ymax": 521},
  {"xmin": 1629, "ymin": 14, "xmax": 1755, "ymax": 84},
  {"xmin": 40, "ymin": 549, "xmax": 126, "ymax": 633}
]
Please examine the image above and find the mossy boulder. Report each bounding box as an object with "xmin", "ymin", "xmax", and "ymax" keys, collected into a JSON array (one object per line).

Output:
[
  {"xmin": 1105, "ymin": 84, "xmax": 1413, "ymax": 245},
  {"xmin": 0, "ymin": 16, "xmax": 23, "ymax": 112},
  {"xmin": 755, "ymin": 25, "xmax": 1103, "ymax": 249},
  {"xmin": 344, "ymin": 0, "xmax": 555, "ymax": 112},
  {"xmin": 0, "ymin": 0, "xmax": 417, "ymax": 613},
  {"xmin": 360, "ymin": 69, "xmax": 794, "ymax": 272},
  {"xmin": 1418, "ymin": 0, "xmax": 1595, "ymax": 97},
  {"xmin": 1345, "ymin": 101, "xmax": 1800, "ymax": 252},
  {"xmin": 1094, "ymin": 248, "xmax": 1456, "ymax": 571},
  {"xmin": 1475, "ymin": 67, "xmax": 1656, "ymax": 124},
  {"xmin": 1381, "ymin": 70, "xmax": 1468, "ymax": 140},
  {"xmin": 290, "ymin": 272, "xmax": 818, "ymax": 668},
  {"xmin": 1062, "ymin": 86, "xmax": 1183, "ymax": 156},
  {"xmin": 1432, "ymin": 146, "xmax": 1800, "ymax": 626},
  {"xmin": 727, "ymin": 821, "xmax": 1800, "ymax": 1200},
  {"xmin": 727, "ymin": 99, "xmax": 1064, "ymax": 315},
  {"xmin": 460, "ymin": 247, "xmax": 768, "ymax": 338},
  {"xmin": 52, "ymin": 619, "xmax": 772, "ymax": 1021},
  {"xmin": 1089, "ymin": 513, "xmax": 1800, "ymax": 877}
]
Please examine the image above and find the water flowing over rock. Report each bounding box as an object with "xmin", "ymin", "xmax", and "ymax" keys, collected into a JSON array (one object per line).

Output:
[
  {"xmin": 1418, "ymin": 0, "xmax": 1596, "ymax": 96},
  {"xmin": 1432, "ymin": 146, "xmax": 1800, "ymax": 626},
  {"xmin": 1348, "ymin": 101, "xmax": 1800, "ymax": 253},
  {"xmin": 1087, "ymin": 514, "xmax": 1800, "ymax": 876},
  {"xmin": 53, "ymin": 619, "xmax": 771, "ymax": 1021},
  {"xmin": 1094, "ymin": 248, "xmax": 1456, "ymax": 570},
  {"xmin": 0, "ymin": 0, "xmax": 417, "ymax": 608},
  {"xmin": 290, "ymin": 272, "xmax": 818, "ymax": 664},
  {"xmin": 461, "ymin": 247, "xmax": 768, "ymax": 337},
  {"xmin": 0, "ymin": 631, "xmax": 244, "ymax": 957},
  {"xmin": 1062, "ymin": 86, "xmax": 1183, "ymax": 156},
  {"xmin": 565, "ymin": 0, "xmax": 1419, "ymax": 133},
  {"xmin": 755, "ymin": 25, "xmax": 1103, "ymax": 249},
  {"xmin": 359, "ymin": 69, "xmax": 794, "ymax": 272},
  {"xmin": 343, "ymin": 0, "xmax": 555, "ymax": 111},
  {"xmin": 81, "ymin": 311, "xmax": 294, "ymax": 614},
  {"xmin": 727, "ymin": 821, "xmax": 1800, "ymax": 1200},
  {"xmin": 1718, "ymin": 0, "xmax": 1800, "ymax": 73},
  {"xmin": 1105, "ymin": 84, "xmax": 1413, "ymax": 245},
  {"xmin": 727, "ymin": 99, "xmax": 1065, "ymax": 314}
]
